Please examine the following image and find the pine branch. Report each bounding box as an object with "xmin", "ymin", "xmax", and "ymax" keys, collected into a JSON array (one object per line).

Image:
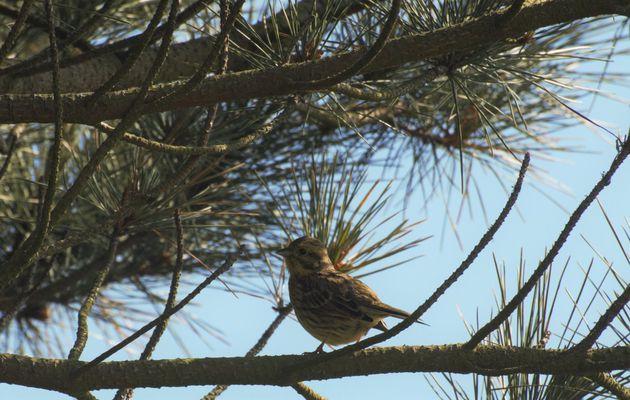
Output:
[
  {"xmin": 465, "ymin": 136, "xmax": 630, "ymax": 349},
  {"xmin": 0, "ymin": 0, "xmax": 35, "ymax": 63},
  {"xmin": 0, "ymin": 0, "xmax": 627, "ymax": 124},
  {"xmin": 203, "ymin": 305, "xmax": 293, "ymax": 399},
  {"xmin": 1, "ymin": 345, "xmax": 628, "ymax": 393},
  {"xmin": 74, "ymin": 247, "xmax": 241, "ymax": 376}
]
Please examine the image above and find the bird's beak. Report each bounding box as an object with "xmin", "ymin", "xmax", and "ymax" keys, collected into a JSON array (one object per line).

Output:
[{"xmin": 276, "ymin": 247, "xmax": 290, "ymax": 257}]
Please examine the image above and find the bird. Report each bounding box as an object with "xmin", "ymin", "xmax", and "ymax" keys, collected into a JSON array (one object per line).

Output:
[{"xmin": 276, "ymin": 236, "xmax": 415, "ymax": 353}]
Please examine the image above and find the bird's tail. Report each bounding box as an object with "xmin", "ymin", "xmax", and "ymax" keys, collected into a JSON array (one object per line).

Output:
[{"xmin": 371, "ymin": 303, "xmax": 429, "ymax": 326}]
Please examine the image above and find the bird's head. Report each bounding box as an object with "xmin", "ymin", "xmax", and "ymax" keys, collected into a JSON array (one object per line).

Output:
[{"xmin": 276, "ymin": 236, "xmax": 334, "ymax": 275}]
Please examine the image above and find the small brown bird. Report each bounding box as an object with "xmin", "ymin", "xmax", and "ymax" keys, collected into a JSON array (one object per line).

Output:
[{"xmin": 277, "ymin": 236, "xmax": 413, "ymax": 352}]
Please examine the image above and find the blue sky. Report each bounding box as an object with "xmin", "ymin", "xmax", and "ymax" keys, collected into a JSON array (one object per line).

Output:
[{"xmin": 3, "ymin": 17, "xmax": 630, "ymax": 400}]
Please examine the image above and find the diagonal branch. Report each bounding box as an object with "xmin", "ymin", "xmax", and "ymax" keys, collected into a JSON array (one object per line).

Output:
[
  {"xmin": 589, "ymin": 372, "xmax": 630, "ymax": 400},
  {"xmin": 74, "ymin": 247, "xmax": 241, "ymax": 376},
  {"xmin": 113, "ymin": 209, "xmax": 185, "ymax": 400},
  {"xmin": 291, "ymin": 153, "xmax": 529, "ymax": 371},
  {"xmin": 4, "ymin": 0, "xmax": 65, "ymax": 290},
  {"xmin": 571, "ymin": 282, "xmax": 630, "ymax": 352},
  {"xmin": 204, "ymin": 304, "xmax": 293, "ymax": 399},
  {"xmin": 465, "ymin": 136, "xmax": 630, "ymax": 349},
  {"xmin": 67, "ymin": 228, "xmax": 120, "ymax": 360},
  {"xmin": 292, "ymin": 0, "xmax": 400, "ymax": 90},
  {"xmin": 0, "ymin": 0, "xmax": 181, "ymax": 288},
  {"xmin": 291, "ymin": 382, "xmax": 328, "ymax": 400},
  {"xmin": 0, "ymin": 0, "xmax": 36, "ymax": 63}
]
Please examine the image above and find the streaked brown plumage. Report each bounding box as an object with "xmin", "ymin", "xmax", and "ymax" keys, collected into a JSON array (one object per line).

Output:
[{"xmin": 277, "ymin": 236, "xmax": 412, "ymax": 351}]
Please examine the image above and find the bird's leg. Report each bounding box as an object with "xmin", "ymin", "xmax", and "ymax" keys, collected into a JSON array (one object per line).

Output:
[
  {"xmin": 314, "ymin": 341, "xmax": 326, "ymax": 353},
  {"xmin": 303, "ymin": 341, "xmax": 327, "ymax": 354}
]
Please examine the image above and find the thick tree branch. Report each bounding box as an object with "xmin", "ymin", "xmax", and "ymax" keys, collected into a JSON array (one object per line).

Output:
[
  {"xmin": 0, "ymin": 345, "xmax": 628, "ymax": 393},
  {"xmin": 0, "ymin": 0, "xmax": 369, "ymax": 93},
  {"xmin": 0, "ymin": 0, "xmax": 628, "ymax": 124}
]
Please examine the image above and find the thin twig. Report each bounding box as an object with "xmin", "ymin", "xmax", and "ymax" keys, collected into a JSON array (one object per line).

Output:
[
  {"xmin": 0, "ymin": 3, "xmax": 92, "ymax": 57},
  {"xmin": 1, "ymin": 0, "xmax": 207, "ymax": 79},
  {"xmin": 97, "ymin": 106, "xmax": 289, "ymax": 155},
  {"xmin": 332, "ymin": 66, "xmax": 445, "ymax": 101},
  {"xmin": 0, "ymin": 132, "xmax": 17, "ymax": 182},
  {"xmin": 289, "ymin": 153, "xmax": 530, "ymax": 374},
  {"xmin": 0, "ymin": 0, "xmax": 65, "ymax": 288},
  {"xmin": 589, "ymin": 372, "xmax": 630, "ymax": 400},
  {"xmin": 499, "ymin": 0, "xmax": 526, "ymax": 25},
  {"xmin": 152, "ymin": 0, "xmax": 246, "ymax": 106},
  {"xmin": 143, "ymin": 209, "xmax": 185, "ymax": 357},
  {"xmin": 65, "ymin": 390, "xmax": 98, "ymax": 400},
  {"xmin": 151, "ymin": 0, "xmax": 232, "ymax": 197},
  {"xmin": 67, "ymin": 229, "xmax": 120, "ymax": 360},
  {"xmin": 86, "ymin": 0, "xmax": 171, "ymax": 105},
  {"xmin": 291, "ymin": 382, "xmax": 328, "ymax": 400},
  {"xmin": 74, "ymin": 247, "xmax": 242, "ymax": 376},
  {"xmin": 0, "ymin": 0, "xmax": 35, "ymax": 63},
  {"xmin": 1, "ymin": 0, "xmax": 117, "ymax": 73},
  {"xmin": 0, "ymin": 261, "xmax": 55, "ymax": 332},
  {"xmin": 0, "ymin": 0, "xmax": 180, "ymax": 286},
  {"xmin": 571, "ymin": 283, "xmax": 630, "ymax": 352},
  {"xmin": 203, "ymin": 304, "xmax": 293, "ymax": 399},
  {"xmin": 114, "ymin": 209, "xmax": 185, "ymax": 400},
  {"xmin": 36, "ymin": 0, "xmax": 64, "ymax": 249},
  {"xmin": 246, "ymin": 305, "xmax": 293, "ymax": 356},
  {"xmin": 465, "ymin": 137, "xmax": 630, "ymax": 349},
  {"xmin": 293, "ymin": 0, "xmax": 401, "ymax": 90}
]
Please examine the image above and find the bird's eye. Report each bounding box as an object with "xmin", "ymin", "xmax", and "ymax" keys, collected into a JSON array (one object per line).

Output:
[{"xmin": 299, "ymin": 248, "xmax": 307, "ymax": 255}]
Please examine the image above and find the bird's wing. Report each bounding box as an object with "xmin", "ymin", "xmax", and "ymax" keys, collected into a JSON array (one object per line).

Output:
[
  {"xmin": 326, "ymin": 273, "xmax": 425, "ymax": 325},
  {"xmin": 293, "ymin": 271, "xmax": 413, "ymax": 323},
  {"xmin": 293, "ymin": 272, "xmax": 375, "ymax": 323},
  {"xmin": 363, "ymin": 301, "xmax": 411, "ymax": 319},
  {"xmin": 349, "ymin": 280, "xmax": 427, "ymax": 325},
  {"xmin": 323, "ymin": 272, "xmax": 410, "ymax": 321},
  {"xmin": 345, "ymin": 277, "xmax": 411, "ymax": 319}
]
